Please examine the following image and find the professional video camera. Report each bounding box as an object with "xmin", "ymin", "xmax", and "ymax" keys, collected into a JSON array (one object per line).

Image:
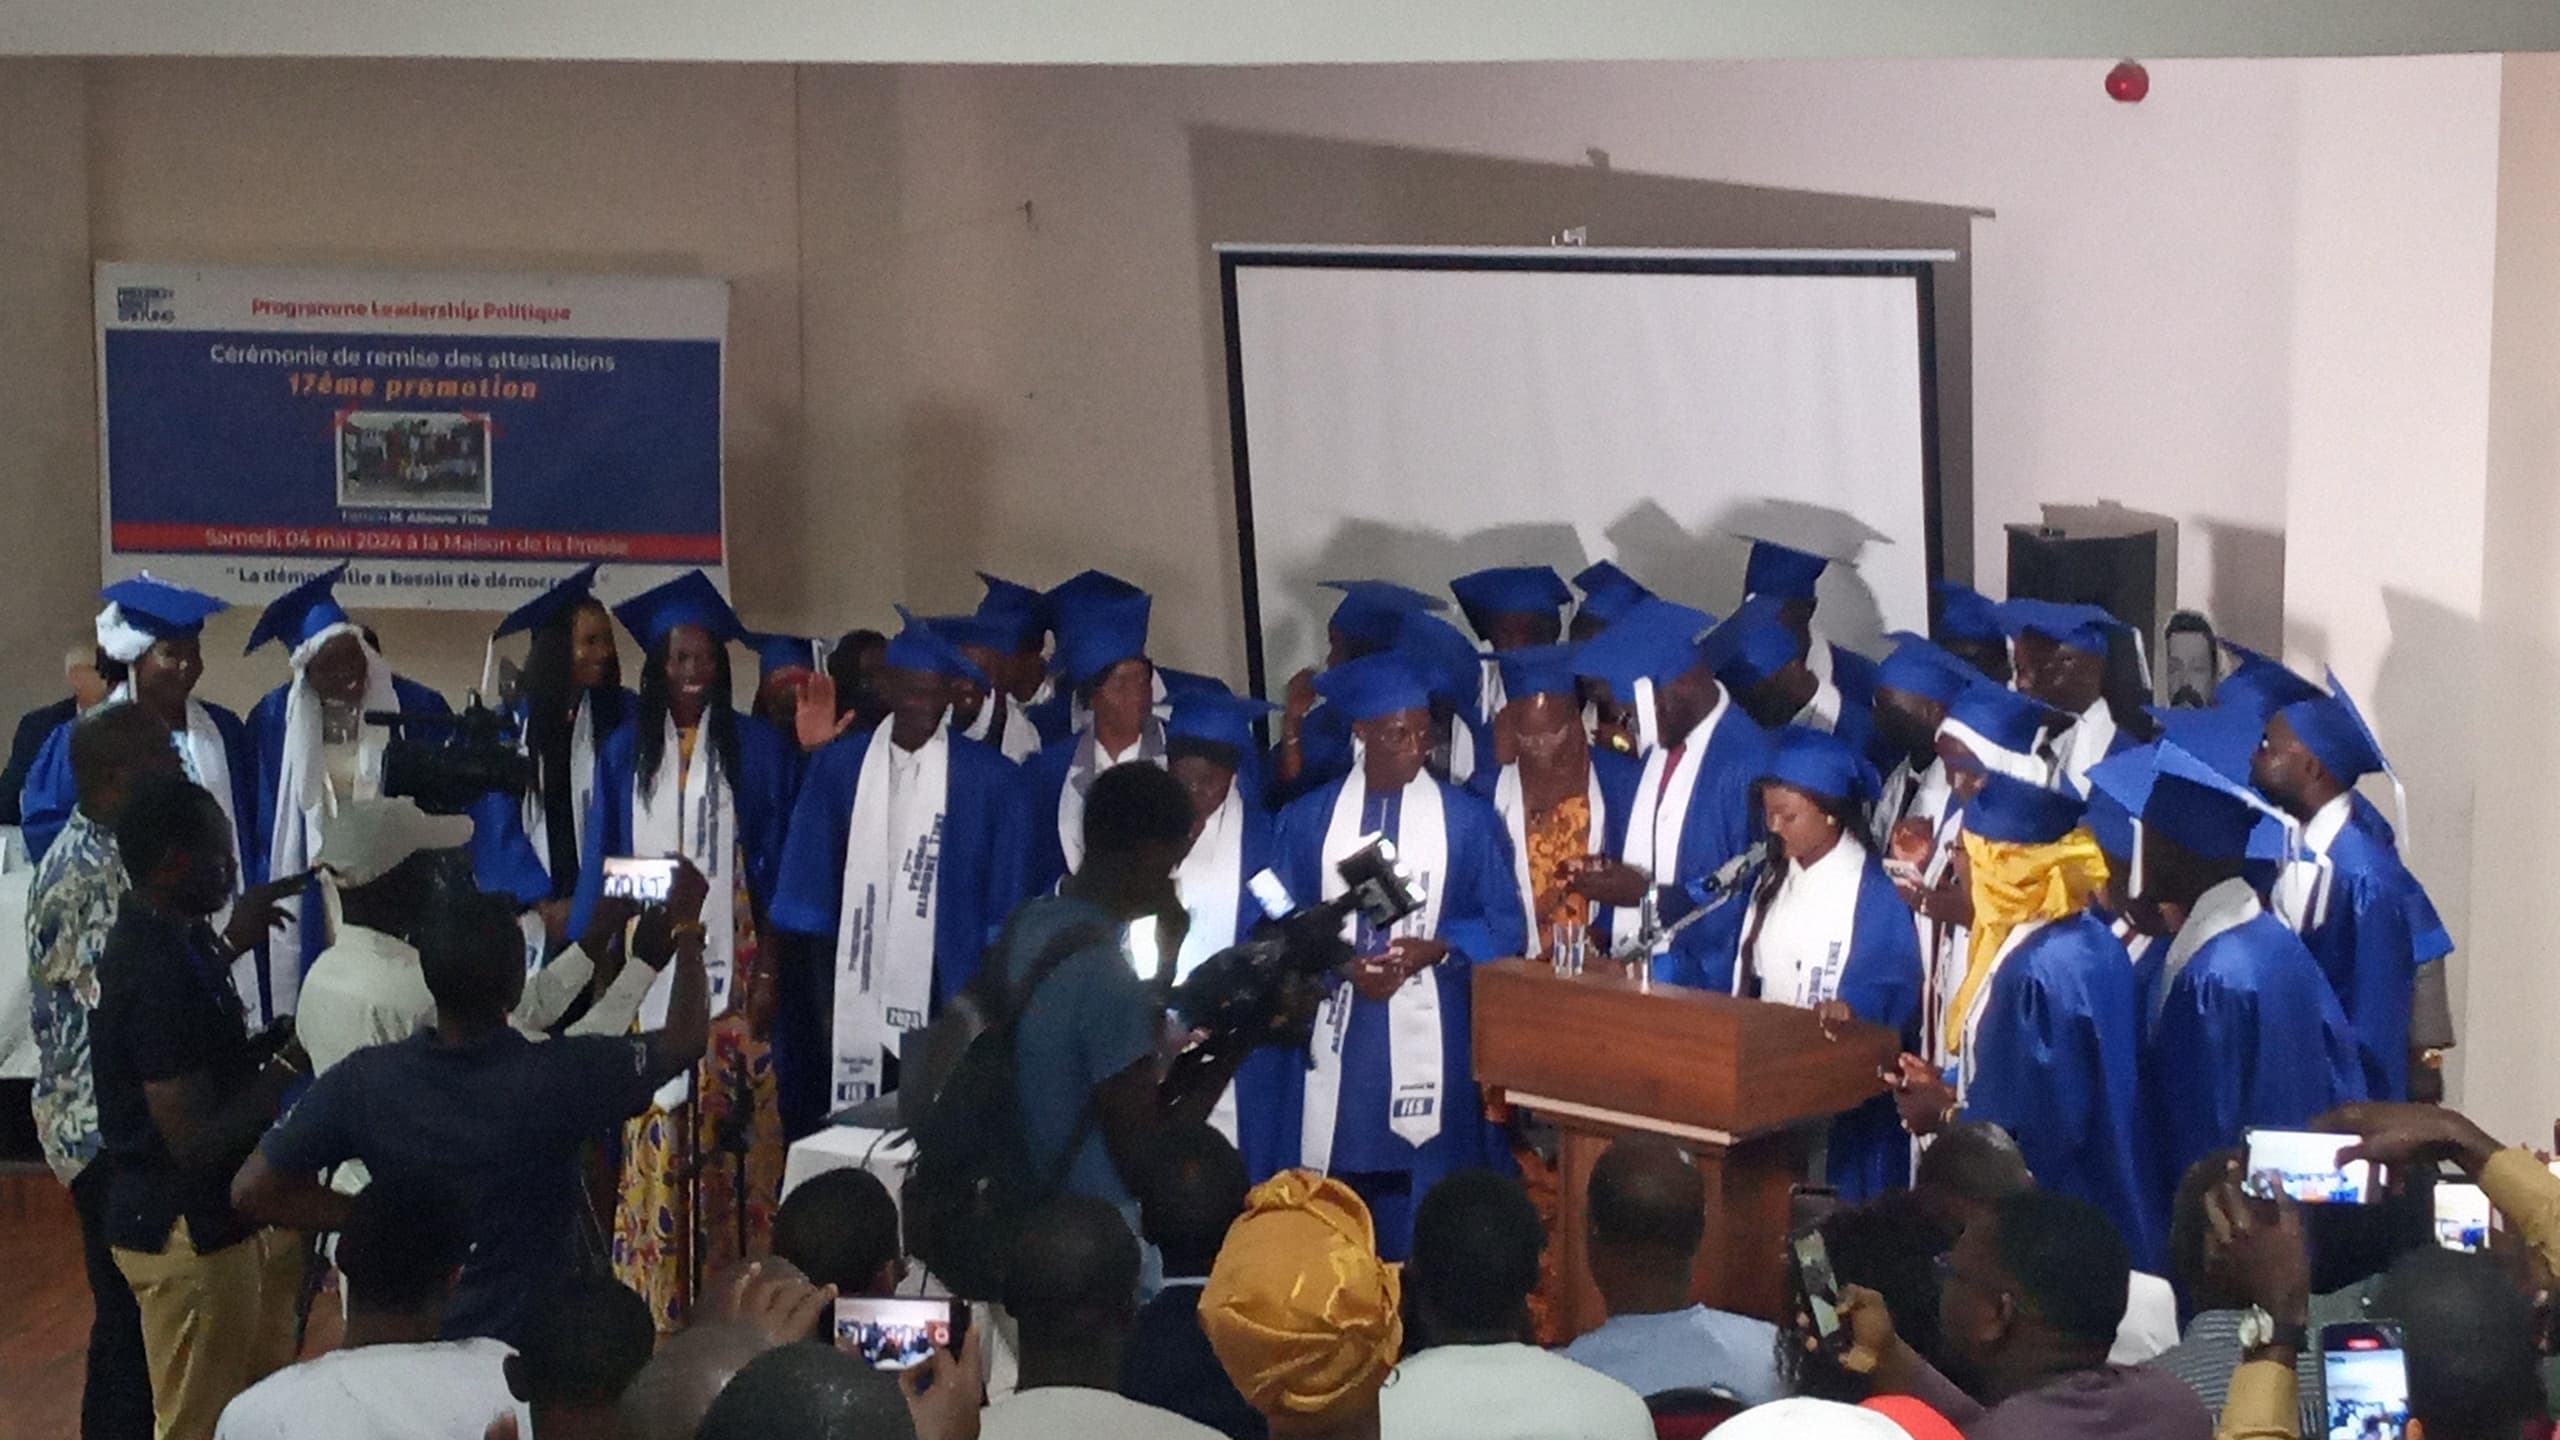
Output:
[
  {"xmin": 367, "ymin": 695, "xmax": 533, "ymax": 815},
  {"xmin": 1167, "ymin": 834, "xmax": 1426, "ymax": 1046}
]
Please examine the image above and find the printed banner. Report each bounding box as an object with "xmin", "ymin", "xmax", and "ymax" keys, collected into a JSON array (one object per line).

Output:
[{"xmin": 96, "ymin": 263, "xmax": 727, "ymax": 610}]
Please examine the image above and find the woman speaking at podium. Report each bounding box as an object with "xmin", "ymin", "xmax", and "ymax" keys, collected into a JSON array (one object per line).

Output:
[{"xmin": 1726, "ymin": 727, "xmax": 1923, "ymax": 1201}]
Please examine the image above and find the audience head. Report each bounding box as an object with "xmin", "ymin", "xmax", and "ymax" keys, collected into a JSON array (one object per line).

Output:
[
  {"xmin": 69, "ymin": 701, "xmax": 183, "ymax": 824},
  {"xmin": 1939, "ymin": 1190, "xmax": 2129, "ymax": 1391},
  {"xmin": 1406, "ymin": 1168, "xmax": 1544, "ymax": 1348},
  {"xmin": 336, "ymin": 1171, "xmax": 469, "ymax": 1324},
  {"xmin": 618, "ymin": 1322, "xmax": 781, "ymax": 1440},
  {"xmin": 416, "ymin": 888, "xmax": 530, "ymax": 1021},
  {"xmin": 1142, "ymin": 1124, "xmax": 1249, "ymax": 1281},
  {"xmin": 772, "ymin": 1168, "xmax": 906, "ymax": 1303},
  {"xmin": 1912, "ymin": 1120, "xmax": 2032, "ymax": 1237},
  {"xmin": 694, "ymin": 1344, "xmax": 916, "ymax": 1440},
  {"xmin": 1081, "ymin": 761, "xmax": 1194, "ymax": 881},
  {"xmin": 2374, "ymin": 1246, "xmax": 2548, "ymax": 1440},
  {"xmin": 1780, "ymin": 1191, "xmax": 1960, "ymax": 1403},
  {"xmin": 1585, "ymin": 1136, "xmax": 1705, "ymax": 1311},
  {"xmin": 114, "ymin": 773, "xmax": 234, "ymax": 917},
  {"xmin": 1001, "ymin": 1193, "xmax": 1141, "ymax": 1364},
  {"xmin": 506, "ymin": 1275, "xmax": 657, "ymax": 1440},
  {"xmin": 1713, "ymin": 1396, "xmax": 1960, "ymax": 1440},
  {"xmin": 1201, "ymin": 1169, "xmax": 1402, "ymax": 1437}
]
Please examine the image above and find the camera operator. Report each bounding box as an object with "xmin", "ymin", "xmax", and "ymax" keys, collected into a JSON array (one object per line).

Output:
[{"xmin": 994, "ymin": 763, "xmax": 1250, "ymax": 1224}]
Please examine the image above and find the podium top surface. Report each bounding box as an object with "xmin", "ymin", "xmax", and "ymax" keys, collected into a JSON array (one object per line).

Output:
[{"xmin": 1471, "ymin": 958, "xmax": 1898, "ymax": 1140}]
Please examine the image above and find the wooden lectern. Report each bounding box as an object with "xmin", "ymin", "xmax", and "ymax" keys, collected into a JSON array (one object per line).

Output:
[{"xmin": 1473, "ymin": 958, "xmax": 1900, "ymax": 1337}]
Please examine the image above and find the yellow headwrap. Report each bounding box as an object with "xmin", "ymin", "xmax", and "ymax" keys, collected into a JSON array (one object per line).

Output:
[
  {"xmin": 1198, "ymin": 1168, "xmax": 1403, "ymax": 1423},
  {"xmin": 1943, "ymin": 826, "xmax": 2111, "ymax": 1054}
]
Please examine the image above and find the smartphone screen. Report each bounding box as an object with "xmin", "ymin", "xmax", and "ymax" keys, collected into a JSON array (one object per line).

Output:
[
  {"xmin": 2243, "ymin": 1129, "xmax": 2374, "ymax": 1205},
  {"xmin": 2321, "ymin": 1322, "xmax": 2410, "ymax": 1440},
  {"xmin": 2434, "ymin": 1181, "xmax": 2493, "ymax": 1252},
  {"xmin": 600, "ymin": 856, "xmax": 678, "ymax": 905},
  {"xmin": 1792, "ymin": 1231, "xmax": 1844, "ymax": 1347},
  {"xmin": 834, "ymin": 1297, "xmax": 960, "ymax": 1371}
]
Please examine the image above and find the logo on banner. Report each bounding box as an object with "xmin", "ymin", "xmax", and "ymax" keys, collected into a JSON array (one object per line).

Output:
[{"xmin": 115, "ymin": 286, "xmax": 176, "ymax": 325}]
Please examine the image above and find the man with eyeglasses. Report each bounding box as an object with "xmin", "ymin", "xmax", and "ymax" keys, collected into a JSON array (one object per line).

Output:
[{"xmin": 1839, "ymin": 1189, "xmax": 2213, "ymax": 1439}]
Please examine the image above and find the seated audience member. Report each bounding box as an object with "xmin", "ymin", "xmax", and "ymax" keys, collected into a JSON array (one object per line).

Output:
[
  {"xmin": 1124, "ymin": 1126, "xmax": 1267, "ymax": 1439},
  {"xmin": 1779, "ymin": 1192, "xmax": 1961, "ymax": 1405},
  {"xmin": 295, "ymin": 797, "xmax": 654, "ymax": 1075},
  {"xmin": 984, "ymin": 1193, "xmax": 1223, "ymax": 1439},
  {"xmin": 618, "ymin": 1255, "xmax": 845, "ymax": 1440},
  {"xmin": 2211, "ymin": 1100, "xmax": 2560, "ymax": 1439},
  {"xmin": 214, "ymin": 1174, "xmax": 523, "ymax": 1440},
  {"xmin": 2149, "ymin": 1150, "xmax": 2323, "ymax": 1433},
  {"xmin": 1911, "ymin": 1122, "xmax": 2178, "ymax": 1366},
  {"xmin": 92, "ymin": 774, "xmax": 309, "ymax": 1440},
  {"xmin": 1383, "ymin": 1169, "xmax": 1654, "ymax": 1440},
  {"xmin": 1842, "ymin": 1189, "xmax": 2212, "ymax": 1439},
  {"xmin": 1559, "ymin": 1136, "xmax": 1782, "ymax": 1405},
  {"xmin": 502, "ymin": 1276, "xmax": 658, "ymax": 1440},
  {"xmin": 1200, "ymin": 1170, "xmax": 1402, "ymax": 1440},
  {"xmin": 231, "ymin": 878, "xmax": 711, "ymax": 1345},
  {"xmin": 771, "ymin": 1168, "xmax": 909, "ymax": 1304},
  {"xmin": 697, "ymin": 1338, "xmax": 983, "ymax": 1440}
]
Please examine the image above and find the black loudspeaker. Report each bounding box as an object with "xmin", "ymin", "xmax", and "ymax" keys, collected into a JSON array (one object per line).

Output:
[{"xmin": 2006, "ymin": 509, "xmax": 2173, "ymax": 701}]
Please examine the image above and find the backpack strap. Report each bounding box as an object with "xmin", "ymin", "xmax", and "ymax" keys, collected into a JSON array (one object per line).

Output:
[{"xmin": 999, "ymin": 916, "xmax": 1123, "ymax": 1196}]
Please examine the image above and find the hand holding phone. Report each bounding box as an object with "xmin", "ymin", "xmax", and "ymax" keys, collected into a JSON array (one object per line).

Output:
[
  {"xmin": 601, "ymin": 855, "xmax": 679, "ymax": 905},
  {"xmin": 2243, "ymin": 1128, "xmax": 2375, "ymax": 1205},
  {"xmin": 1792, "ymin": 1230, "xmax": 1846, "ymax": 1351},
  {"xmin": 834, "ymin": 1297, "xmax": 968, "ymax": 1371}
]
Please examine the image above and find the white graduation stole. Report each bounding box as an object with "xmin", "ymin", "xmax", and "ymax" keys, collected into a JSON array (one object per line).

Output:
[
  {"xmin": 828, "ymin": 728, "xmax": 949, "ymax": 1105},
  {"xmin": 632, "ymin": 715, "xmax": 741, "ymax": 1110},
  {"xmin": 1732, "ymin": 853, "xmax": 1861, "ymax": 1009},
  {"xmin": 522, "ymin": 694, "xmax": 600, "ymax": 886},
  {"xmin": 1613, "ymin": 722, "xmax": 1712, "ymax": 951},
  {"xmin": 1173, "ymin": 787, "xmax": 1248, "ymax": 981},
  {"xmin": 1491, "ymin": 761, "xmax": 1605, "ymax": 956},
  {"xmin": 1300, "ymin": 773, "xmax": 1449, "ymax": 1171}
]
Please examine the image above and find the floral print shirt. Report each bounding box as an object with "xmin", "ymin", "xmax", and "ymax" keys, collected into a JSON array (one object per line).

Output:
[{"xmin": 26, "ymin": 811, "xmax": 129, "ymax": 1185}]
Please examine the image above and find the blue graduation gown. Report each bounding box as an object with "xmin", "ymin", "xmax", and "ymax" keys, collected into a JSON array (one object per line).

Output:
[
  {"xmin": 2303, "ymin": 823, "xmax": 2445, "ymax": 1102},
  {"xmin": 1647, "ymin": 708, "xmax": 1776, "ymax": 993},
  {"xmin": 464, "ymin": 689, "xmax": 639, "ymax": 908},
  {"xmin": 1964, "ymin": 910, "xmax": 2160, "ymax": 1270},
  {"xmin": 1828, "ymin": 642, "xmax": 1880, "ymax": 717},
  {"xmin": 2344, "ymin": 794, "xmax": 2455, "ymax": 964},
  {"xmin": 768, "ymin": 724, "xmax": 1030, "ymax": 1137},
  {"xmin": 1265, "ymin": 772, "xmax": 1527, "ymax": 1256},
  {"xmin": 1726, "ymin": 855, "xmax": 1922, "ymax": 1202},
  {"xmin": 247, "ymin": 673, "xmax": 450, "ymax": 982},
  {"xmin": 19, "ymin": 700, "xmax": 260, "ymax": 870},
  {"xmin": 2136, "ymin": 909, "xmax": 2367, "ymax": 1204},
  {"xmin": 1023, "ymin": 690, "xmax": 1074, "ymax": 749},
  {"xmin": 1017, "ymin": 734, "xmax": 1095, "ymax": 900}
]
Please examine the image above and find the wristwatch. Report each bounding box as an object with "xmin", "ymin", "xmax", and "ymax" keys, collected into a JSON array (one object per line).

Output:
[{"xmin": 2237, "ymin": 1305, "xmax": 2308, "ymax": 1354}]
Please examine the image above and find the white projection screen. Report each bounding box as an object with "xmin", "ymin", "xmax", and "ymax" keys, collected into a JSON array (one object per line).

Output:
[{"xmin": 1221, "ymin": 248, "xmax": 1944, "ymax": 694}]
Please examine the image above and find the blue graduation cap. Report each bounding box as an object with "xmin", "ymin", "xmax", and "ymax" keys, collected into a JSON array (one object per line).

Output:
[
  {"xmin": 1998, "ymin": 598, "xmax": 2123, "ymax": 655},
  {"xmin": 2279, "ymin": 672, "xmax": 2386, "ymax": 783},
  {"xmin": 1449, "ymin": 565, "xmax": 1570, "ymax": 635},
  {"xmin": 245, "ymin": 562, "xmax": 357, "ymax": 655},
  {"xmin": 1740, "ymin": 537, "xmax": 1835, "ymax": 603},
  {"xmin": 1964, "ymin": 770, "xmax": 2088, "ymax": 846},
  {"xmin": 1570, "ymin": 560, "xmax": 1655, "ymax": 627},
  {"xmin": 2083, "ymin": 785, "xmax": 2138, "ymax": 861},
  {"xmin": 1931, "ymin": 581, "xmax": 2006, "ymax": 645},
  {"xmin": 492, "ymin": 563, "xmax": 601, "ymax": 641},
  {"xmin": 1570, "ymin": 597, "xmax": 1713, "ymax": 695},
  {"xmin": 881, "ymin": 606, "xmax": 988, "ymax": 685},
  {"xmin": 746, "ymin": 632, "xmax": 821, "ymax": 678},
  {"xmin": 1313, "ymin": 651, "xmax": 1432, "ymax": 722},
  {"xmin": 1393, "ymin": 611, "xmax": 1486, "ymax": 711},
  {"xmin": 1045, "ymin": 568, "xmax": 1145, "ymax": 610},
  {"xmin": 1158, "ymin": 667, "xmax": 1233, "ymax": 704},
  {"xmin": 2147, "ymin": 703, "xmax": 2263, "ymax": 787},
  {"xmin": 974, "ymin": 572, "xmax": 1048, "ymax": 651},
  {"xmin": 98, "ymin": 574, "xmax": 226, "ymax": 641},
  {"xmin": 1052, "ymin": 587, "xmax": 1152, "ymax": 690},
  {"xmin": 2087, "ymin": 739, "xmax": 2280, "ymax": 863},
  {"xmin": 1761, "ymin": 725, "xmax": 1878, "ymax": 803},
  {"xmin": 923, "ymin": 612, "xmax": 1015, "ymax": 656},
  {"xmin": 1321, "ymin": 579, "xmax": 1448, "ymax": 651},
  {"xmin": 612, "ymin": 570, "xmax": 744, "ymax": 652},
  {"xmin": 1166, "ymin": 690, "xmax": 1278, "ymax": 759},
  {"xmin": 1943, "ymin": 679, "xmax": 2045, "ymax": 762},
  {"xmin": 1494, "ymin": 642, "xmax": 1584, "ymax": 702},
  {"xmin": 1703, "ymin": 594, "xmax": 1802, "ymax": 690},
  {"xmin": 1876, "ymin": 634, "xmax": 1972, "ymax": 707},
  {"xmin": 2214, "ymin": 640, "xmax": 2322, "ymax": 725}
]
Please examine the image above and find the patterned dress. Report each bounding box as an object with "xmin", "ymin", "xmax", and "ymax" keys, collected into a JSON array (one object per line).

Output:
[
  {"xmin": 25, "ymin": 811, "xmax": 129, "ymax": 1186},
  {"xmin": 1515, "ymin": 789, "xmax": 1592, "ymax": 1343},
  {"xmin": 610, "ymin": 727, "xmax": 788, "ymax": 1330}
]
